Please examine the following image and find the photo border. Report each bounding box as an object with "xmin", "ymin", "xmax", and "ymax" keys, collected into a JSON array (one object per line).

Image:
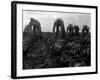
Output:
[{"xmin": 11, "ymin": 1, "xmax": 98, "ymax": 79}]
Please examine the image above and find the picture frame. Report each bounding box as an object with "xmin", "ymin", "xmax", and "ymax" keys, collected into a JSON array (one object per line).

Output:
[{"xmin": 11, "ymin": 1, "xmax": 98, "ymax": 79}]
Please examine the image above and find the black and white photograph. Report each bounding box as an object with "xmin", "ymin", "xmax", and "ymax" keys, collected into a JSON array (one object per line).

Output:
[
  {"xmin": 23, "ymin": 10, "xmax": 91, "ymax": 69},
  {"xmin": 11, "ymin": 1, "xmax": 97, "ymax": 79}
]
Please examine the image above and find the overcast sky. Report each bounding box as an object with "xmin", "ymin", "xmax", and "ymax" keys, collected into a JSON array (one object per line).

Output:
[{"xmin": 23, "ymin": 10, "xmax": 91, "ymax": 32}]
